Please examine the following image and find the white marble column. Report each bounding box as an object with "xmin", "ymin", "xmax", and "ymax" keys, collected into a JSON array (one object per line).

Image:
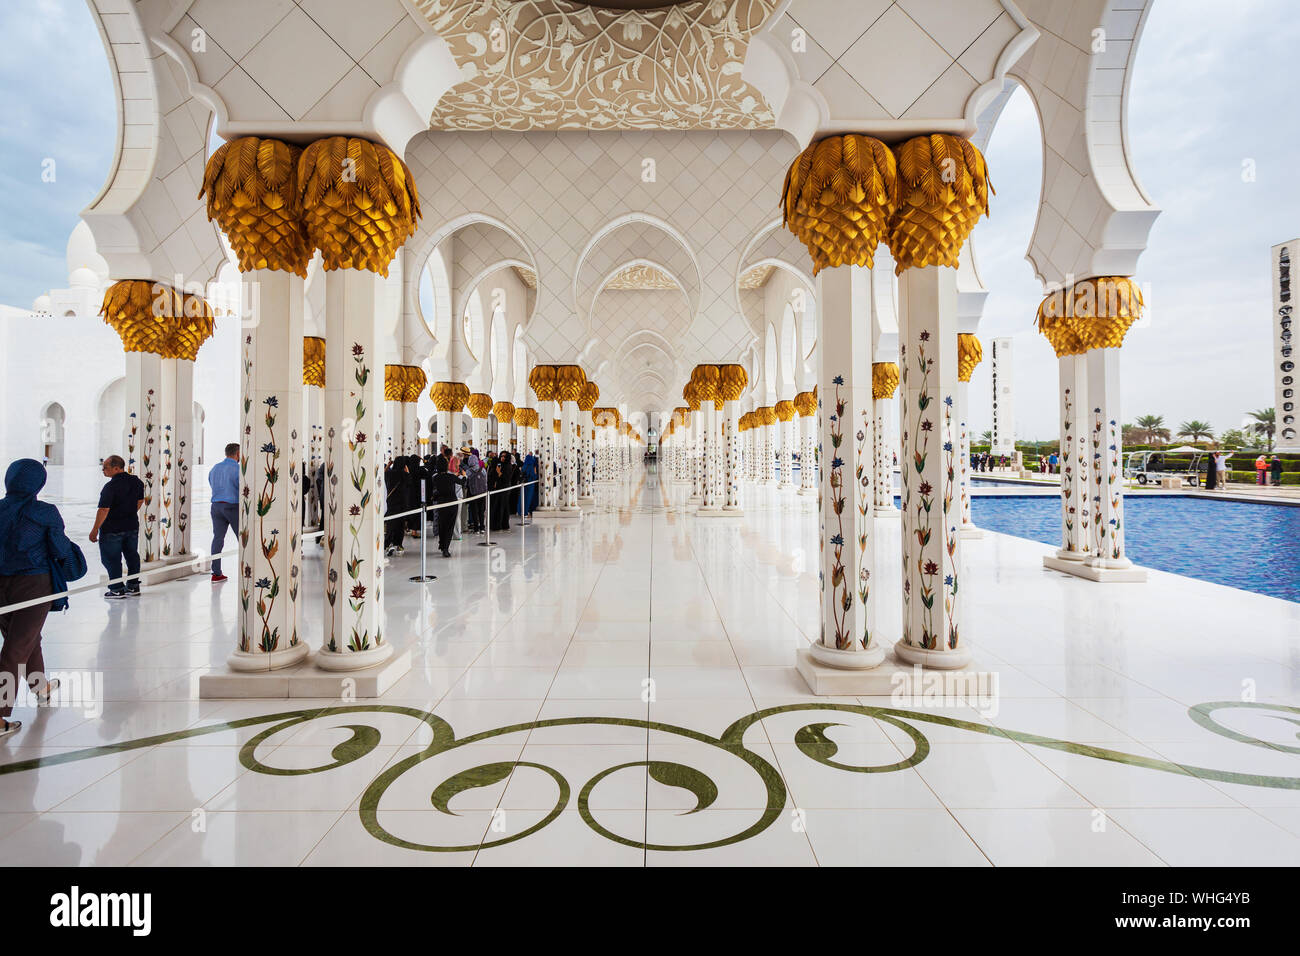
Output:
[
  {"xmin": 536, "ymin": 400, "xmax": 556, "ymax": 511},
  {"xmin": 435, "ymin": 410, "xmax": 452, "ymax": 454},
  {"xmin": 497, "ymin": 418, "xmax": 512, "ymax": 458},
  {"xmin": 698, "ymin": 402, "xmax": 725, "ymax": 516},
  {"xmin": 707, "ymin": 402, "xmax": 725, "ymax": 510},
  {"xmin": 560, "ymin": 400, "xmax": 580, "ymax": 511},
  {"xmin": 808, "ymin": 265, "xmax": 883, "ymax": 668},
  {"xmin": 778, "ymin": 410, "xmax": 795, "ymax": 489},
  {"xmin": 401, "ymin": 402, "xmax": 418, "ymax": 455},
  {"xmin": 307, "ymin": 385, "xmax": 324, "ymax": 469},
  {"xmin": 957, "ymin": 380, "xmax": 981, "ymax": 538},
  {"xmin": 124, "ymin": 351, "xmax": 167, "ymax": 563},
  {"xmin": 723, "ymin": 400, "xmax": 742, "ymax": 511},
  {"xmin": 320, "ymin": 268, "xmax": 391, "ymax": 670},
  {"xmin": 761, "ymin": 419, "xmax": 775, "ymax": 485},
  {"xmin": 895, "ymin": 266, "xmax": 968, "ymax": 669},
  {"xmin": 169, "ymin": 358, "xmax": 196, "ymax": 556},
  {"xmin": 748, "ymin": 424, "xmax": 759, "ymax": 486},
  {"xmin": 687, "ymin": 411, "xmax": 702, "ymax": 503},
  {"xmin": 872, "ymin": 388, "xmax": 897, "ymax": 516},
  {"xmin": 232, "ymin": 269, "xmax": 308, "ymax": 671},
  {"xmin": 579, "ymin": 409, "xmax": 594, "ymax": 501},
  {"xmin": 1087, "ymin": 346, "xmax": 1130, "ymax": 569},
  {"xmin": 1056, "ymin": 353, "xmax": 1090, "ymax": 561},
  {"xmin": 469, "ymin": 406, "xmax": 488, "ymax": 458},
  {"xmin": 798, "ymin": 404, "xmax": 817, "ymax": 496}
]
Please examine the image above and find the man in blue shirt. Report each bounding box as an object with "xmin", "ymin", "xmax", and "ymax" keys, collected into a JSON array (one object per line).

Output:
[{"xmin": 208, "ymin": 443, "xmax": 241, "ymax": 583}]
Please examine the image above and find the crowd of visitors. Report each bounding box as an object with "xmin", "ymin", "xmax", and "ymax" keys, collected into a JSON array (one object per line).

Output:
[
  {"xmin": 381, "ymin": 446, "xmax": 539, "ymax": 558},
  {"xmin": 970, "ymin": 452, "xmax": 1012, "ymax": 473}
]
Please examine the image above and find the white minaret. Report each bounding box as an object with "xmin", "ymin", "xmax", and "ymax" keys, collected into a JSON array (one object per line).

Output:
[
  {"xmin": 991, "ymin": 336, "xmax": 1015, "ymax": 456},
  {"xmin": 1273, "ymin": 240, "xmax": 1299, "ymax": 452}
]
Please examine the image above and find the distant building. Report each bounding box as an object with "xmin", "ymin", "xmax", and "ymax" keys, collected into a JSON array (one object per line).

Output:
[{"xmin": 0, "ymin": 222, "xmax": 239, "ymax": 470}]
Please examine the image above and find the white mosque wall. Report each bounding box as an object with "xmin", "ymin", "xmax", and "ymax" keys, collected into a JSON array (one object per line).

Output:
[{"xmin": 0, "ymin": 309, "xmax": 240, "ymax": 479}]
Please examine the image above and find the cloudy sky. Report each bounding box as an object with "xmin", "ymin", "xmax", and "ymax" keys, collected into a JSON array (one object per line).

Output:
[
  {"xmin": 969, "ymin": 0, "xmax": 1300, "ymax": 439},
  {"xmin": 1, "ymin": 0, "xmax": 1298, "ymax": 439}
]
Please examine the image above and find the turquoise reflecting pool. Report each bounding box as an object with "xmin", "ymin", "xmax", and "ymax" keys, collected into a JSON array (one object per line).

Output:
[{"xmin": 970, "ymin": 495, "xmax": 1300, "ymax": 603}]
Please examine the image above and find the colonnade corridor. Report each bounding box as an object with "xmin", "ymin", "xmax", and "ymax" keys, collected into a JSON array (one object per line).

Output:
[{"xmin": 1, "ymin": 464, "xmax": 1299, "ymax": 866}]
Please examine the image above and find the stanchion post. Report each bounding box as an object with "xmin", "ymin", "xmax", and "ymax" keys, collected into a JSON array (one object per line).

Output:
[
  {"xmin": 410, "ymin": 481, "xmax": 436, "ymax": 582},
  {"xmin": 478, "ymin": 487, "xmax": 493, "ymax": 548}
]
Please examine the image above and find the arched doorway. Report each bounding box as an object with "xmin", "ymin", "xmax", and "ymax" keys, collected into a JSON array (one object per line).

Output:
[
  {"xmin": 193, "ymin": 402, "xmax": 206, "ymax": 465},
  {"xmin": 39, "ymin": 403, "xmax": 66, "ymax": 466},
  {"xmin": 96, "ymin": 376, "xmax": 125, "ymax": 462}
]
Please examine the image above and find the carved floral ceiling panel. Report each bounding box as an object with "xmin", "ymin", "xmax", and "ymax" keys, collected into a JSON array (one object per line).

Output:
[
  {"xmin": 416, "ymin": 0, "xmax": 778, "ymax": 129},
  {"xmin": 604, "ymin": 263, "xmax": 680, "ymax": 290},
  {"xmin": 738, "ymin": 263, "xmax": 773, "ymax": 289}
]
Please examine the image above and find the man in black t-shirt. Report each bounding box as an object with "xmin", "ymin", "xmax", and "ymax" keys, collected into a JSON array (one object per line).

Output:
[{"xmin": 89, "ymin": 455, "xmax": 145, "ymax": 598}]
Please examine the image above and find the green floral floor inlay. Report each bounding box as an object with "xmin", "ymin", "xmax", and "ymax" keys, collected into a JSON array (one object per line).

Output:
[{"xmin": 2, "ymin": 701, "xmax": 1296, "ymax": 852}]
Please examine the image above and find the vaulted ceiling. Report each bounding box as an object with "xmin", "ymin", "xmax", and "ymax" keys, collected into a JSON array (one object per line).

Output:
[
  {"xmin": 417, "ymin": 0, "xmax": 779, "ymax": 130},
  {"xmin": 79, "ymin": 0, "xmax": 1160, "ymax": 419}
]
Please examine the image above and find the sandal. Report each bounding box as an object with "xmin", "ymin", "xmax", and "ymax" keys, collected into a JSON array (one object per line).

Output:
[
  {"xmin": 34, "ymin": 678, "xmax": 60, "ymax": 705},
  {"xmin": 0, "ymin": 718, "xmax": 21, "ymax": 738}
]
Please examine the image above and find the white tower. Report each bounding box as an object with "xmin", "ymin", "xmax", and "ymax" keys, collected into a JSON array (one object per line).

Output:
[
  {"xmin": 1273, "ymin": 240, "xmax": 1299, "ymax": 452},
  {"xmin": 991, "ymin": 336, "xmax": 1015, "ymax": 456}
]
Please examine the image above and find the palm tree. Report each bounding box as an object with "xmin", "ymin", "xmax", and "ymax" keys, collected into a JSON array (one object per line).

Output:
[
  {"xmin": 1135, "ymin": 414, "xmax": 1170, "ymax": 444},
  {"xmin": 1219, "ymin": 427, "xmax": 1247, "ymax": 450},
  {"xmin": 1247, "ymin": 408, "xmax": 1275, "ymax": 452},
  {"xmin": 979, "ymin": 430, "xmax": 992, "ymax": 444},
  {"xmin": 1177, "ymin": 420, "xmax": 1215, "ymax": 442}
]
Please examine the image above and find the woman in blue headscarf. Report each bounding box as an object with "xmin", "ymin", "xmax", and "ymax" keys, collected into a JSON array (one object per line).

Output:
[{"xmin": 0, "ymin": 459, "xmax": 80, "ymax": 737}]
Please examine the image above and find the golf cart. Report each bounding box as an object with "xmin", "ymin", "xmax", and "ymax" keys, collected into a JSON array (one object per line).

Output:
[{"xmin": 1124, "ymin": 448, "xmax": 1207, "ymax": 486}]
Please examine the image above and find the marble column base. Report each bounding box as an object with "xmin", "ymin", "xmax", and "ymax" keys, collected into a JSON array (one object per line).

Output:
[
  {"xmin": 201, "ymin": 648, "xmax": 411, "ymax": 698},
  {"xmin": 874, "ymin": 505, "xmax": 900, "ymax": 518},
  {"xmin": 110, "ymin": 554, "xmax": 203, "ymax": 587},
  {"xmin": 778, "ymin": 482, "xmax": 794, "ymax": 491},
  {"xmin": 893, "ymin": 639, "xmax": 973, "ymax": 670},
  {"xmin": 1043, "ymin": 554, "xmax": 1148, "ymax": 582},
  {"xmin": 317, "ymin": 642, "xmax": 394, "ymax": 671},
  {"xmin": 695, "ymin": 507, "xmax": 740, "ymax": 519},
  {"xmin": 959, "ymin": 524, "xmax": 985, "ymax": 539},
  {"xmin": 796, "ymin": 487, "xmax": 817, "ymax": 497},
  {"xmin": 532, "ymin": 508, "xmax": 582, "ymax": 523},
  {"xmin": 809, "ymin": 640, "xmax": 885, "ymax": 669},
  {"xmin": 798, "ymin": 645, "xmax": 991, "ymax": 695},
  {"xmin": 794, "ymin": 644, "xmax": 885, "ymax": 695},
  {"xmin": 225, "ymin": 640, "xmax": 312, "ymax": 674},
  {"xmin": 1052, "ymin": 548, "xmax": 1090, "ymax": 563}
]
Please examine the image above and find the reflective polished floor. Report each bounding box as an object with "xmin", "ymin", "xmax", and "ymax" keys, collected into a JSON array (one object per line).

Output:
[{"xmin": 2, "ymin": 466, "xmax": 1299, "ymax": 866}]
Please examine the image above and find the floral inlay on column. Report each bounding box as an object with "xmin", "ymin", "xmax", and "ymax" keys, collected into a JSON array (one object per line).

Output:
[
  {"xmin": 325, "ymin": 426, "xmax": 339, "ymax": 652},
  {"xmin": 254, "ymin": 395, "xmax": 285, "ymax": 653},
  {"xmin": 826, "ymin": 376, "xmax": 849, "ymax": 647},
  {"xmin": 160, "ymin": 423, "xmax": 173, "ymax": 557},
  {"xmin": 854, "ymin": 406, "xmax": 871, "ymax": 646},
  {"xmin": 346, "ymin": 344, "xmax": 377, "ymax": 652},
  {"xmin": 177, "ymin": 439, "xmax": 188, "ymax": 545},
  {"xmin": 908, "ymin": 333, "xmax": 937, "ymax": 649},
  {"xmin": 943, "ymin": 395, "xmax": 958, "ymax": 650}
]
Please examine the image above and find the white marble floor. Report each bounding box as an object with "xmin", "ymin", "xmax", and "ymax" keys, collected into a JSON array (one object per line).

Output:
[{"xmin": 1, "ymin": 466, "xmax": 1298, "ymax": 866}]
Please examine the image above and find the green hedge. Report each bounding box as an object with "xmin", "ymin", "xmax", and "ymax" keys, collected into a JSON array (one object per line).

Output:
[{"xmin": 1224, "ymin": 471, "xmax": 1300, "ymax": 485}]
